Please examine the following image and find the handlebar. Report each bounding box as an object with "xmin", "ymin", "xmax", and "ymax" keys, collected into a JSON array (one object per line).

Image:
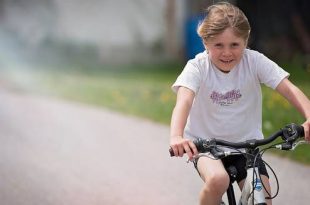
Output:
[{"xmin": 169, "ymin": 123, "xmax": 304, "ymax": 157}]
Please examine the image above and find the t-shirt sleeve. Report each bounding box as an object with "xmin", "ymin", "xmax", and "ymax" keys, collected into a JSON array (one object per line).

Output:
[
  {"xmin": 171, "ymin": 62, "xmax": 201, "ymax": 94},
  {"xmin": 255, "ymin": 53, "xmax": 290, "ymax": 89}
]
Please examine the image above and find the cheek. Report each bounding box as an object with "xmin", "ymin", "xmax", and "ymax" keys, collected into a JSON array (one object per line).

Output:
[
  {"xmin": 208, "ymin": 53, "xmax": 218, "ymax": 63},
  {"xmin": 236, "ymin": 50, "xmax": 244, "ymax": 59},
  {"xmin": 208, "ymin": 50, "xmax": 219, "ymax": 59},
  {"xmin": 232, "ymin": 48, "xmax": 243, "ymax": 58}
]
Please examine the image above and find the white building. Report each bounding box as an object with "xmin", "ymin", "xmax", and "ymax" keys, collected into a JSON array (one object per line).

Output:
[{"xmin": 1, "ymin": 0, "xmax": 233, "ymax": 63}]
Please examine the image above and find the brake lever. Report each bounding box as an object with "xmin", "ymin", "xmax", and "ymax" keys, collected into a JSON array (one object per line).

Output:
[
  {"xmin": 291, "ymin": 140, "xmax": 309, "ymax": 150},
  {"xmin": 275, "ymin": 140, "xmax": 309, "ymax": 150},
  {"xmin": 186, "ymin": 149, "xmax": 233, "ymax": 163},
  {"xmin": 186, "ymin": 152, "xmax": 216, "ymax": 163}
]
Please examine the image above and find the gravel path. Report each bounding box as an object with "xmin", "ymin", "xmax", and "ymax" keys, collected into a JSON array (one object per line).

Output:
[{"xmin": 0, "ymin": 89, "xmax": 309, "ymax": 205}]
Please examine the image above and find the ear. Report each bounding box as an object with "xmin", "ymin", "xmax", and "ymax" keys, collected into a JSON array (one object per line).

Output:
[
  {"xmin": 202, "ymin": 40, "xmax": 207, "ymax": 48},
  {"xmin": 203, "ymin": 44, "xmax": 209, "ymax": 53}
]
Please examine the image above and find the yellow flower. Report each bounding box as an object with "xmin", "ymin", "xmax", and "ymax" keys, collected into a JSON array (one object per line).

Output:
[
  {"xmin": 112, "ymin": 90, "xmax": 126, "ymax": 105},
  {"xmin": 160, "ymin": 92, "xmax": 172, "ymax": 103}
]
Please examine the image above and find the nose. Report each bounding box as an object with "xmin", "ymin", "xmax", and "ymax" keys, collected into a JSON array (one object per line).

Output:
[{"xmin": 222, "ymin": 47, "xmax": 232, "ymax": 57}]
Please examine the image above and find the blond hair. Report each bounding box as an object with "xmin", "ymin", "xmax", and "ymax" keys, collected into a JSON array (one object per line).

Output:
[{"xmin": 198, "ymin": 2, "xmax": 251, "ymax": 44}]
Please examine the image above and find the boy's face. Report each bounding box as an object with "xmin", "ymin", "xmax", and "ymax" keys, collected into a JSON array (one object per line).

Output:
[{"xmin": 205, "ymin": 27, "xmax": 246, "ymax": 73}]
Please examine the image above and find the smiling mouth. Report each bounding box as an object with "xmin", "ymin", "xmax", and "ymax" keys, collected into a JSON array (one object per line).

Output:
[{"xmin": 220, "ymin": 59, "xmax": 234, "ymax": 64}]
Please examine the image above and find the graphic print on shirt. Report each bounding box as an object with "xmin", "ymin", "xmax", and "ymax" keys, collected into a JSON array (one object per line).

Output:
[{"xmin": 210, "ymin": 89, "xmax": 242, "ymax": 106}]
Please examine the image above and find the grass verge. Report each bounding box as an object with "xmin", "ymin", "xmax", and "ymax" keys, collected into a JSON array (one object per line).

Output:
[{"xmin": 1, "ymin": 61, "xmax": 310, "ymax": 164}]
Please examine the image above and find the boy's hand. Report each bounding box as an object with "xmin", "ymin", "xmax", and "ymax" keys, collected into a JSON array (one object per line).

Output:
[{"xmin": 170, "ymin": 136, "xmax": 198, "ymax": 160}]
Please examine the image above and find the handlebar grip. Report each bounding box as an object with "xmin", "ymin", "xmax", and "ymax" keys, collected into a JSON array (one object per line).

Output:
[
  {"xmin": 296, "ymin": 125, "xmax": 305, "ymax": 138},
  {"xmin": 283, "ymin": 123, "xmax": 305, "ymax": 141},
  {"xmin": 169, "ymin": 138, "xmax": 205, "ymax": 157},
  {"xmin": 169, "ymin": 146, "xmax": 197, "ymax": 157}
]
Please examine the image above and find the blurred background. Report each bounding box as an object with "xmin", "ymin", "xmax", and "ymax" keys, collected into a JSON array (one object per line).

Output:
[
  {"xmin": 0, "ymin": 0, "xmax": 309, "ymax": 161},
  {"xmin": 0, "ymin": 0, "xmax": 309, "ymax": 64}
]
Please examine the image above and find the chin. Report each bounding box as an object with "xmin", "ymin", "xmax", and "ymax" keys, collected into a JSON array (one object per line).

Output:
[{"xmin": 220, "ymin": 65, "xmax": 234, "ymax": 71}]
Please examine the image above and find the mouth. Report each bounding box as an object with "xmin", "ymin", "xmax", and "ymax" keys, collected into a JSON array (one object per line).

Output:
[{"xmin": 220, "ymin": 59, "xmax": 234, "ymax": 64}]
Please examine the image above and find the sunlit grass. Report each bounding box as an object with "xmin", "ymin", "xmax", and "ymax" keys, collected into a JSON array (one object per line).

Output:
[
  {"xmin": 2, "ymin": 63, "xmax": 179, "ymax": 124},
  {"xmin": 1, "ymin": 61, "xmax": 310, "ymax": 164}
]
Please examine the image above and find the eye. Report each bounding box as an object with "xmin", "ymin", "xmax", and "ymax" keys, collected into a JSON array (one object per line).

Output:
[
  {"xmin": 214, "ymin": 43, "xmax": 223, "ymax": 48},
  {"xmin": 231, "ymin": 43, "xmax": 240, "ymax": 48}
]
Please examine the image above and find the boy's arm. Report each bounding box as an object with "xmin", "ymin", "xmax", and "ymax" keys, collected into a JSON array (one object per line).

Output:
[
  {"xmin": 276, "ymin": 78, "xmax": 310, "ymax": 141},
  {"xmin": 170, "ymin": 87, "xmax": 198, "ymax": 159}
]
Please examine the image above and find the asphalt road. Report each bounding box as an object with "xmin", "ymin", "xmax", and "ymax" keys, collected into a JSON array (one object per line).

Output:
[{"xmin": 0, "ymin": 88, "xmax": 309, "ymax": 205}]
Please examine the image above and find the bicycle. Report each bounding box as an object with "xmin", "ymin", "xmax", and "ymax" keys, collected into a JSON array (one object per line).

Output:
[{"xmin": 169, "ymin": 123, "xmax": 308, "ymax": 205}]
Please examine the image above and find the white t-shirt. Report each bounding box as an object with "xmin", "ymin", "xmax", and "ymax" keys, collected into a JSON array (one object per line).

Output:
[{"xmin": 172, "ymin": 49, "xmax": 289, "ymax": 143}]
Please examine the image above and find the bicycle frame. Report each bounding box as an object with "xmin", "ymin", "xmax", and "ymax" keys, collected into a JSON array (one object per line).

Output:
[
  {"xmin": 241, "ymin": 167, "xmax": 266, "ymax": 204},
  {"xmin": 224, "ymin": 150, "xmax": 267, "ymax": 205},
  {"xmin": 226, "ymin": 167, "xmax": 266, "ymax": 205}
]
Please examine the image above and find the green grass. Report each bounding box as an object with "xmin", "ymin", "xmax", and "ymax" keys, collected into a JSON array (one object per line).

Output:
[
  {"xmin": 261, "ymin": 63, "xmax": 310, "ymax": 164},
  {"xmin": 1, "ymin": 62, "xmax": 181, "ymax": 124},
  {"xmin": 2, "ymin": 61, "xmax": 310, "ymax": 164}
]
